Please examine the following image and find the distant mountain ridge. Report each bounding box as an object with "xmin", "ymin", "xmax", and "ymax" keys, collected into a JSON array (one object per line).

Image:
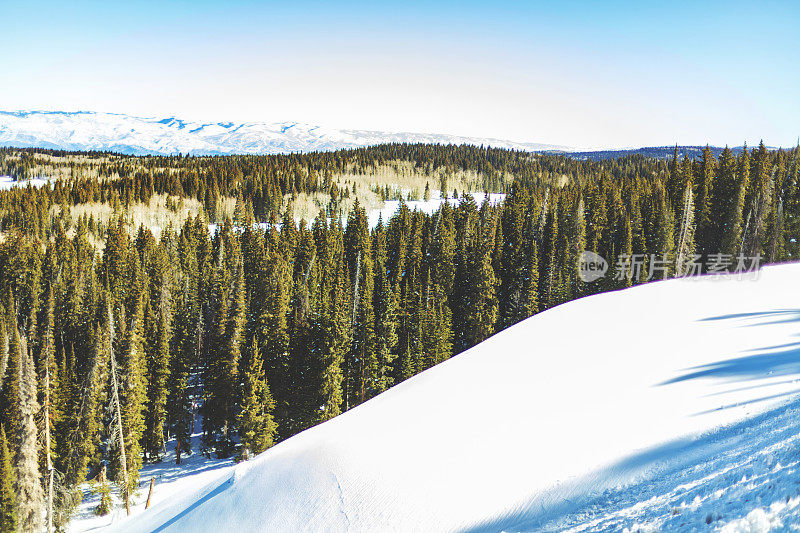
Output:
[
  {"xmin": 0, "ymin": 111, "xmax": 776, "ymax": 160},
  {"xmin": 558, "ymin": 145, "xmax": 769, "ymax": 161},
  {"xmin": 0, "ymin": 110, "xmax": 569, "ymax": 156}
]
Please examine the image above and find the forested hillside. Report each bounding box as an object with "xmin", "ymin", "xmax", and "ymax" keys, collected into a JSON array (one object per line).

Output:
[{"xmin": 0, "ymin": 141, "xmax": 797, "ymax": 531}]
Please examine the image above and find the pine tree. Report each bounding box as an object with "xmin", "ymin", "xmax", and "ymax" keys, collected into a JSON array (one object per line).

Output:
[
  {"xmin": 718, "ymin": 147, "xmax": 746, "ymax": 257},
  {"xmin": 144, "ymin": 294, "xmax": 171, "ymax": 462},
  {"xmin": 371, "ymin": 228, "xmax": 398, "ymax": 397},
  {"xmin": 539, "ymin": 201, "xmax": 560, "ymax": 309},
  {"xmin": 202, "ymin": 248, "xmax": 230, "ymax": 453},
  {"xmin": 57, "ymin": 331, "xmax": 105, "ymax": 525},
  {"xmin": 344, "ymin": 202, "xmax": 374, "ymax": 407},
  {"xmin": 222, "ymin": 259, "xmax": 246, "ymax": 440},
  {"xmin": 0, "ymin": 297, "xmax": 21, "ymax": 447},
  {"xmin": 468, "ymin": 218, "xmax": 499, "ymax": 346},
  {"xmin": 283, "ymin": 224, "xmax": 317, "ymax": 437},
  {"xmin": 565, "ymin": 194, "xmax": 587, "ymax": 298},
  {"xmin": 695, "ymin": 146, "xmax": 716, "ymax": 255},
  {"xmin": 38, "ymin": 283, "xmax": 57, "ymax": 533},
  {"xmin": 783, "ymin": 145, "xmax": 800, "ymax": 258},
  {"xmin": 498, "ymin": 186, "xmax": 530, "ymax": 328},
  {"xmin": 618, "ymin": 215, "xmax": 634, "ymax": 288},
  {"xmin": 170, "ymin": 226, "xmax": 202, "ymax": 464},
  {"xmin": 651, "ymin": 185, "xmax": 676, "ymax": 279},
  {"xmin": 258, "ymin": 248, "xmax": 291, "ymax": 428},
  {"xmin": 204, "ymin": 245, "xmax": 246, "ymax": 456},
  {"xmin": 316, "ymin": 244, "xmax": 349, "ymax": 422},
  {"xmin": 0, "ymin": 317, "xmax": 6, "ymax": 399},
  {"xmin": 0, "ymin": 425, "xmax": 16, "ymax": 533},
  {"xmin": 522, "ymin": 234, "xmax": 539, "ymax": 317},
  {"xmin": 750, "ymin": 141, "xmax": 771, "ymax": 202},
  {"xmin": 15, "ymin": 333, "xmax": 44, "ymax": 533},
  {"xmin": 116, "ymin": 283, "xmax": 147, "ymax": 493},
  {"xmin": 629, "ymin": 189, "xmax": 649, "ymax": 284},
  {"xmin": 236, "ymin": 339, "xmax": 276, "ymax": 460}
]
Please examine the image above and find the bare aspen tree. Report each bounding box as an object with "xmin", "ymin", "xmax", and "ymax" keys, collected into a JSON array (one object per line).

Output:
[
  {"xmin": 675, "ymin": 185, "xmax": 695, "ymax": 276},
  {"xmin": 108, "ymin": 305, "xmax": 130, "ymax": 515}
]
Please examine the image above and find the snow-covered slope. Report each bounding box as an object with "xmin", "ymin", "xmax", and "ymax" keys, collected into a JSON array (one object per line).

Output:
[
  {"xmin": 96, "ymin": 264, "xmax": 800, "ymax": 532},
  {"xmin": 0, "ymin": 111, "xmax": 568, "ymax": 156}
]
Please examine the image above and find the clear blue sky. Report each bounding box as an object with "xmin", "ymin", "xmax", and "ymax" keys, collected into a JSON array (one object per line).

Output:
[{"xmin": 2, "ymin": 0, "xmax": 798, "ymax": 148}]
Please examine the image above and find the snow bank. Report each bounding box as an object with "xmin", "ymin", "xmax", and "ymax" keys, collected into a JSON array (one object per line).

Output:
[{"xmin": 102, "ymin": 263, "xmax": 800, "ymax": 532}]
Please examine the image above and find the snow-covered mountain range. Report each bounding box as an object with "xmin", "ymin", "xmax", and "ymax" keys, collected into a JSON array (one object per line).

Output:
[{"xmin": 0, "ymin": 110, "xmax": 569, "ymax": 156}]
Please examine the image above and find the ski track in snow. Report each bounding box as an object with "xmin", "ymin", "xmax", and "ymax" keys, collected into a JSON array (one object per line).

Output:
[
  {"xmin": 70, "ymin": 264, "xmax": 800, "ymax": 533},
  {"xmin": 518, "ymin": 395, "xmax": 800, "ymax": 532}
]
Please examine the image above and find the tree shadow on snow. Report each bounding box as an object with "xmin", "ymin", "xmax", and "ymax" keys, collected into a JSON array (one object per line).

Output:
[
  {"xmin": 151, "ymin": 474, "xmax": 236, "ymax": 533},
  {"xmin": 465, "ymin": 394, "xmax": 800, "ymax": 532},
  {"xmin": 463, "ymin": 311, "xmax": 800, "ymax": 531},
  {"xmin": 698, "ymin": 309, "xmax": 800, "ymax": 327},
  {"xmin": 660, "ymin": 309, "xmax": 800, "ymax": 386}
]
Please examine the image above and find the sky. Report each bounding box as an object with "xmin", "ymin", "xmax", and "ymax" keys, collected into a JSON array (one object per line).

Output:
[{"xmin": 2, "ymin": 0, "xmax": 798, "ymax": 149}]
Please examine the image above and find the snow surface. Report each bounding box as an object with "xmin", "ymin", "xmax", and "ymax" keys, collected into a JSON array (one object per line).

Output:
[
  {"xmin": 367, "ymin": 191, "xmax": 506, "ymax": 228},
  {"xmin": 0, "ymin": 111, "xmax": 568, "ymax": 156},
  {"xmin": 72, "ymin": 263, "xmax": 800, "ymax": 532},
  {"xmin": 0, "ymin": 175, "xmax": 52, "ymax": 190},
  {"xmin": 204, "ymin": 192, "xmax": 506, "ymax": 234},
  {"xmin": 67, "ymin": 422, "xmax": 236, "ymax": 533}
]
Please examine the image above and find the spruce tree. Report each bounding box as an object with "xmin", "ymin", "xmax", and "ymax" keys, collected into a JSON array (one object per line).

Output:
[
  {"xmin": 0, "ymin": 297, "xmax": 21, "ymax": 447},
  {"xmin": 116, "ymin": 286, "xmax": 147, "ymax": 494},
  {"xmin": 258, "ymin": 248, "xmax": 291, "ymax": 428},
  {"xmin": 629, "ymin": 189, "xmax": 649, "ymax": 284},
  {"xmin": 202, "ymin": 251, "xmax": 231, "ymax": 453},
  {"xmin": 222, "ymin": 259, "xmax": 246, "ymax": 440},
  {"xmin": 170, "ymin": 227, "xmax": 201, "ymax": 463},
  {"xmin": 0, "ymin": 425, "xmax": 16, "ymax": 533},
  {"xmin": 695, "ymin": 146, "xmax": 716, "ymax": 255},
  {"xmin": 236, "ymin": 339, "xmax": 276, "ymax": 460},
  {"xmin": 651, "ymin": 185, "xmax": 676, "ymax": 279},
  {"xmin": 498, "ymin": 186, "xmax": 530, "ymax": 328},
  {"xmin": 717, "ymin": 147, "xmax": 746, "ymax": 257},
  {"xmin": 317, "ymin": 247, "xmax": 348, "ymax": 423},
  {"xmin": 371, "ymin": 228, "xmax": 398, "ymax": 397},
  {"xmin": 344, "ymin": 202, "xmax": 374, "ymax": 407},
  {"xmin": 38, "ymin": 283, "xmax": 57, "ymax": 532},
  {"xmin": 144, "ymin": 296, "xmax": 171, "ymax": 462},
  {"xmin": 204, "ymin": 249, "xmax": 246, "ymax": 456},
  {"xmin": 15, "ymin": 333, "xmax": 44, "ymax": 533},
  {"xmin": 522, "ymin": 235, "xmax": 539, "ymax": 317},
  {"xmin": 566, "ymin": 194, "xmax": 587, "ymax": 298},
  {"xmin": 468, "ymin": 219, "xmax": 499, "ymax": 347},
  {"xmin": 539, "ymin": 202, "xmax": 560, "ymax": 310},
  {"xmin": 0, "ymin": 317, "xmax": 6, "ymax": 397}
]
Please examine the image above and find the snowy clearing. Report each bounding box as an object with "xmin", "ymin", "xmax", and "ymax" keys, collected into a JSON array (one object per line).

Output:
[
  {"xmin": 205, "ymin": 192, "xmax": 507, "ymax": 234},
  {"xmin": 72, "ymin": 263, "xmax": 800, "ymax": 532},
  {"xmin": 366, "ymin": 191, "xmax": 506, "ymax": 228},
  {"xmin": 0, "ymin": 175, "xmax": 53, "ymax": 190}
]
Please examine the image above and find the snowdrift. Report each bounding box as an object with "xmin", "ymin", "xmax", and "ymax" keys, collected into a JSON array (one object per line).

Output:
[{"xmin": 115, "ymin": 264, "xmax": 800, "ymax": 532}]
